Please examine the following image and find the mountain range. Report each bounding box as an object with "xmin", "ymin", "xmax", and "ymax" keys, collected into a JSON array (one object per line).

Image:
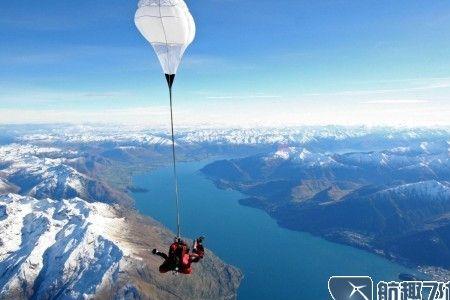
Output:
[
  {"xmin": 1, "ymin": 124, "xmax": 449, "ymax": 296},
  {"xmin": 0, "ymin": 142, "xmax": 241, "ymax": 299},
  {"xmin": 202, "ymin": 139, "xmax": 450, "ymax": 275}
]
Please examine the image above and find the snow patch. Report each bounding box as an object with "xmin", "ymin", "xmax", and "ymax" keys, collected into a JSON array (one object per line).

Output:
[{"xmin": 0, "ymin": 194, "xmax": 131, "ymax": 299}]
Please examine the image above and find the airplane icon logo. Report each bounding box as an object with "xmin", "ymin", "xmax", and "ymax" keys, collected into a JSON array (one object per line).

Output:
[
  {"xmin": 329, "ymin": 276, "xmax": 373, "ymax": 300},
  {"xmin": 349, "ymin": 282, "xmax": 370, "ymax": 300}
]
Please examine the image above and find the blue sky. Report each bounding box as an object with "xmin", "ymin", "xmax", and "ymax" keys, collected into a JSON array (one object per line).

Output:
[{"xmin": 0, "ymin": 0, "xmax": 449, "ymax": 126}]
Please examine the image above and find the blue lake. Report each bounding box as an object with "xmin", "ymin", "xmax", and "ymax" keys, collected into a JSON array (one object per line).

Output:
[{"xmin": 132, "ymin": 159, "xmax": 415, "ymax": 299}]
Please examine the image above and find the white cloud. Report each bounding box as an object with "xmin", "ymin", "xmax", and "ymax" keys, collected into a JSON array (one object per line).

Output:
[
  {"xmin": 0, "ymin": 45, "xmax": 148, "ymax": 68},
  {"xmin": 0, "ymin": 89, "xmax": 135, "ymax": 105},
  {"xmin": 1, "ymin": 76, "xmax": 449, "ymax": 127},
  {"xmin": 206, "ymin": 95, "xmax": 282, "ymax": 100},
  {"xmin": 0, "ymin": 107, "xmax": 170, "ymax": 125},
  {"xmin": 304, "ymin": 78, "xmax": 450, "ymax": 97},
  {"xmin": 0, "ymin": 100, "xmax": 448, "ymax": 127},
  {"xmin": 361, "ymin": 99, "xmax": 430, "ymax": 104}
]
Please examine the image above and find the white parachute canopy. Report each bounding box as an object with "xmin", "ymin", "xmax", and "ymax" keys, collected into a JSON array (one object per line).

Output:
[{"xmin": 135, "ymin": 0, "xmax": 196, "ymax": 75}]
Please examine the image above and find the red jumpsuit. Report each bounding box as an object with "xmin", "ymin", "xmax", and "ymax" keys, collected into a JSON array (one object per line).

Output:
[{"xmin": 156, "ymin": 240, "xmax": 204, "ymax": 274}]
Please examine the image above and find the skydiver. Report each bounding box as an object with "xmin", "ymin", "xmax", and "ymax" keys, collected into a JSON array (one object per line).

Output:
[{"xmin": 152, "ymin": 236, "xmax": 205, "ymax": 274}]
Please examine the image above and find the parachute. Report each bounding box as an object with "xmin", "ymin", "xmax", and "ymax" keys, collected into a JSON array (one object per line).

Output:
[
  {"xmin": 135, "ymin": 0, "xmax": 196, "ymax": 77},
  {"xmin": 135, "ymin": 0, "xmax": 196, "ymax": 239}
]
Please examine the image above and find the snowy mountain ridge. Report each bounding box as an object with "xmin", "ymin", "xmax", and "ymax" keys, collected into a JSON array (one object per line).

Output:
[
  {"xmin": 266, "ymin": 140, "xmax": 449, "ymax": 171},
  {"xmin": 378, "ymin": 180, "xmax": 450, "ymax": 200},
  {"xmin": 0, "ymin": 144, "xmax": 126, "ymax": 204},
  {"xmin": 11, "ymin": 125, "xmax": 449, "ymax": 147},
  {"xmin": 0, "ymin": 142, "xmax": 243, "ymax": 299},
  {"xmin": 0, "ymin": 194, "xmax": 127, "ymax": 299}
]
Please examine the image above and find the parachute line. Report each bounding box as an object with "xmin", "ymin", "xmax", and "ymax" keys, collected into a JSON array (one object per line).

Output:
[
  {"xmin": 136, "ymin": 0, "xmax": 195, "ymax": 239},
  {"xmin": 168, "ymin": 78, "xmax": 181, "ymax": 238},
  {"xmin": 160, "ymin": 0, "xmax": 181, "ymax": 239}
]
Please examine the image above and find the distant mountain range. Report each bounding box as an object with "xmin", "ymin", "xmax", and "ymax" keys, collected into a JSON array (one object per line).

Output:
[
  {"xmin": 5, "ymin": 124, "xmax": 449, "ymax": 149},
  {"xmin": 1, "ymin": 124, "xmax": 449, "ymax": 296},
  {"xmin": 202, "ymin": 137, "xmax": 450, "ymax": 275}
]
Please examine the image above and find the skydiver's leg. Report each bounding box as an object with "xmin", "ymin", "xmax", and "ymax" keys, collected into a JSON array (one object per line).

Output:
[
  {"xmin": 192, "ymin": 237, "xmax": 205, "ymax": 259},
  {"xmin": 191, "ymin": 237, "xmax": 205, "ymax": 263},
  {"xmin": 152, "ymin": 249, "xmax": 169, "ymax": 260},
  {"xmin": 159, "ymin": 261, "xmax": 174, "ymax": 273},
  {"xmin": 190, "ymin": 253, "xmax": 202, "ymax": 263}
]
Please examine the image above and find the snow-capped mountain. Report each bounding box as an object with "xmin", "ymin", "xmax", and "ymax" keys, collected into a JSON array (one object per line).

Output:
[
  {"xmin": 378, "ymin": 180, "xmax": 450, "ymax": 201},
  {"xmin": 1, "ymin": 124, "xmax": 449, "ymax": 292},
  {"xmin": 0, "ymin": 194, "xmax": 125, "ymax": 299},
  {"xmin": 0, "ymin": 142, "xmax": 242, "ymax": 299},
  {"xmin": 0, "ymin": 144, "xmax": 129, "ymax": 205},
  {"xmin": 263, "ymin": 140, "xmax": 449, "ymax": 179},
  {"xmin": 0, "ymin": 192, "xmax": 241, "ymax": 300},
  {"xmin": 9, "ymin": 124, "xmax": 449, "ymax": 149},
  {"xmin": 201, "ymin": 138, "xmax": 450, "ymax": 271},
  {"xmin": 271, "ymin": 147, "xmax": 337, "ymax": 166}
]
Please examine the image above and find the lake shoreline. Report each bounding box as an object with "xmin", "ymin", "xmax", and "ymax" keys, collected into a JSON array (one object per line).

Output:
[
  {"xmin": 207, "ymin": 179, "xmax": 440, "ymax": 282},
  {"xmin": 132, "ymin": 159, "xmax": 419, "ymax": 299}
]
